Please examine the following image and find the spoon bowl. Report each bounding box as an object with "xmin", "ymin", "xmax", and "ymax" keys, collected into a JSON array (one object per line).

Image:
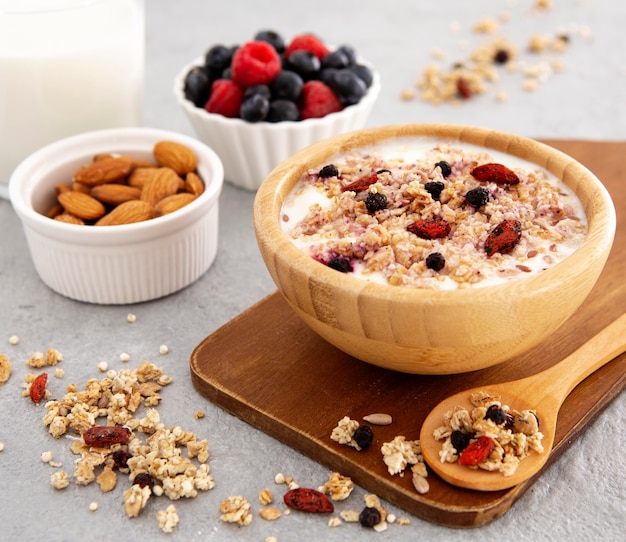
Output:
[{"xmin": 420, "ymin": 313, "xmax": 626, "ymax": 491}]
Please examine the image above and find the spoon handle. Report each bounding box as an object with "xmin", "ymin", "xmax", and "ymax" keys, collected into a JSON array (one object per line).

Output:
[{"xmin": 524, "ymin": 312, "xmax": 626, "ymax": 407}]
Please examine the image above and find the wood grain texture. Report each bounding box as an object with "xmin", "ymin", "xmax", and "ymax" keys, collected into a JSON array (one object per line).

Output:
[
  {"xmin": 190, "ymin": 140, "xmax": 626, "ymax": 527},
  {"xmin": 252, "ymin": 125, "xmax": 616, "ymax": 373}
]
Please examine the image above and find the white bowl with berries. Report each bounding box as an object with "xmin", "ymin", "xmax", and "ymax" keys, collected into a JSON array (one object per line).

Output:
[{"xmin": 174, "ymin": 31, "xmax": 380, "ymax": 191}]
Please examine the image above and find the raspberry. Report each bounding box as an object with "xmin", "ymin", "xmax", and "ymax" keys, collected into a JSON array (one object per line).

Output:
[
  {"xmin": 285, "ymin": 33, "xmax": 330, "ymax": 60},
  {"xmin": 231, "ymin": 41, "xmax": 282, "ymax": 88},
  {"xmin": 300, "ymin": 81, "xmax": 343, "ymax": 119},
  {"xmin": 205, "ymin": 79, "xmax": 243, "ymax": 118}
]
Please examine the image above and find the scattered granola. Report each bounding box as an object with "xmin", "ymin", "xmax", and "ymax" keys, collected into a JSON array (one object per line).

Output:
[
  {"xmin": 380, "ymin": 436, "xmax": 424, "ymax": 477},
  {"xmin": 433, "ymin": 391, "xmax": 544, "ymax": 476},
  {"xmin": 259, "ymin": 487, "xmax": 274, "ymax": 505},
  {"xmin": 259, "ymin": 507, "xmax": 281, "ymax": 521},
  {"xmin": 319, "ymin": 472, "xmax": 354, "ymax": 501},
  {"xmin": 0, "ymin": 353, "xmax": 11, "ymax": 384},
  {"xmin": 50, "ymin": 470, "xmax": 70, "ymax": 490},
  {"xmin": 156, "ymin": 504, "xmax": 180, "ymax": 533},
  {"xmin": 219, "ymin": 495, "xmax": 253, "ymax": 526}
]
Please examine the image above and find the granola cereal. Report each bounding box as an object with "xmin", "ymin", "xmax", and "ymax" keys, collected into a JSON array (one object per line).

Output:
[
  {"xmin": 433, "ymin": 391, "xmax": 544, "ymax": 476},
  {"xmin": 219, "ymin": 495, "xmax": 253, "ymax": 526},
  {"xmin": 281, "ymin": 139, "xmax": 586, "ymax": 289},
  {"xmin": 380, "ymin": 436, "xmax": 424, "ymax": 477},
  {"xmin": 319, "ymin": 472, "xmax": 354, "ymax": 501},
  {"xmin": 0, "ymin": 353, "xmax": 11, "ymax": 384},
  {"xmin": 156, "ymin": 504, "xmax": 180, "ymax": 533}
]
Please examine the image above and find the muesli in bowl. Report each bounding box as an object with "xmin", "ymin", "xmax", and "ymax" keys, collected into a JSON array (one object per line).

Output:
[{"xmin": 253, "ymin": 124, "xmax": 616, "ymax": 374}]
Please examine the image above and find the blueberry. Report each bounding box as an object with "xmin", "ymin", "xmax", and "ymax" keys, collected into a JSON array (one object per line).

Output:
[
  {"xmin": 266, "ymin": 99, "xmax": 300, "ymax": 122},
  {"xmin": 353, "ymin": 425, "xmax": 374, "ymax": 450},
  {"xmin": 335, "ymin": 44, "xmax": 357, "ymax": 66},
  {"xmin": 484, "ymin": 404, "xmax": 508, "ymax": 425},
  {"xmin": 285, "ymin": 50, "xmax": 320, "ymax": 80},
  {"xmin": 365, "ymin": 192, "xmax": 387, "ymax": 214},
  {"xmin": 318, "ymin": 67, "xmax": 339, "ymax": 88},
  {"xmin": 435, "ymin": 160, "xmax": 452, "ymax": 178},
  {"xmin": 424, "ymin": 181, "xmax": 445, "ymax": 200},
  {"xmin": 327, "ymin": 256, "xmax": 353, "ymax": 273},
  {"xmin": 254, "ymin": 30, "xmax": 285, "ymax": 53},
  {"xmin": 465, "ymin": 187, "xmax": 490, "ymax": 208},
  {"xmin": 321, "ymin": 50, "xmax": 351, "ymax": 70},
  {"xmin": 350, "ymin": 64, "xmax": 374, "ymax": 88},
  {"xmin": 450, "ymin": 430, "xmax": 471, "ymax": 452},
  {"xmin": 328, "ymin": 69, "xmax": 366, "ymax": 105},
  {"xmin": 243, "ymin": 84, "xmax": 271, "ymax": 102},
  {"xmin": 240, "ymin": 94, "xmax": 269, "ymax": 122},
  {"xmin": 184, "ymin": 66, "xmax": 211, "ymax": 107},
  {"xmin": 425, "ymin": 252, "xmax": 445, "ymax": 271},
  {"xmin": 319, "ymin": 164, "xmax": 338, "ymax": 178},
  {"xmin": 359, "ymin": 507, "xmax": 381, "ymax": 528},
  {"xmin": 204, "ymin": 45, "xmax": 234, "ymax": 79},
  {"xmin": 270, "ymin": 70, "xmax": 304, "ymax": 101}
]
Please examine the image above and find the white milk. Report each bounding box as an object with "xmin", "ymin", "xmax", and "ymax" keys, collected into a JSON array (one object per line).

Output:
[{"xmin": 0, "ymin": 0, "xmax": 145, "ymax": 196}]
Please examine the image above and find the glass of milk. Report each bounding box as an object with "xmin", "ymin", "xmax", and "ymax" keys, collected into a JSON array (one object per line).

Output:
[{"xmin": 0, "ymin": 0, "xmax": 145, "ymax": 198}]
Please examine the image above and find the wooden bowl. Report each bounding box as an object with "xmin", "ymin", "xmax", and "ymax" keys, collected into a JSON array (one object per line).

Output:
[{"xmin": 252, "ymin": 124, "xmax": 616, "ymax": 374}]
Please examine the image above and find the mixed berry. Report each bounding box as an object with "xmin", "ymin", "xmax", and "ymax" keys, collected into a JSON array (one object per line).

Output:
[{"xmin": 183, "ymin": 30, "xmax": 374, "ymax": 123}]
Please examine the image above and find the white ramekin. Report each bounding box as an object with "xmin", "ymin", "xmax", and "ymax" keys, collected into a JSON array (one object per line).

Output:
[{"xmin": 9, "ymin": 127, "xmax": 223, "ymax": 304}]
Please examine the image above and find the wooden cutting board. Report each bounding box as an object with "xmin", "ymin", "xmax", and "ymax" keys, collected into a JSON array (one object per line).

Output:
[{"xmin": 190, "ymin": 140, "xmax": 626, "ymax": 527}]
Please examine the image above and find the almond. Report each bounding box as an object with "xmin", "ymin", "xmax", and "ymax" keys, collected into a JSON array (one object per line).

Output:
[
  {"xmin": 140, "ymin": 167, "xmax": 181, "ymax": 207},
  {"xmin": 45, "ymin": 203, "xmax": 64, "ymax": 219},
  {"xmin": 73, "ymin": 156, "xmax": 134, "ymax": 186},
  {"xmin": 58, "ymin": 191, "xmax": 107, "ymax": 220},
  {"xmin": 127, "ymin": 167, "xmax": 159, "ymax": 188},
  {"xmin": 154, "ymin": 141, "xmax": 198, "ymax": 176},
  {"xmin": 54, "ymin": 213, "xmax": 85, "ymax": 225},
  {"xmin": 95, "ymin": 200, "xmax": 154, "ymax": 226},
  {"xmin": 185, "ymin": 172, "xmax": 205, "ymax": 196},
  {"xmin": 90, "ymin": 184, "xmax": 141, "ymax": 206},
  {"xmin": 72, "ymin": 181, "xmax": 92, "ymax": 194},
  {"xmin": 154, "ymin": 193, "xmax": 196, "ymax": 217}
]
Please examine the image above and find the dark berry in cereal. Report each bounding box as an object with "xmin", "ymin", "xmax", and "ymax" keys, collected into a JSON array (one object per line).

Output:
[
  {"xmin": 435, "ymin": 160, "xmax": 452, "ymax": 178},
  {"xmin": 465, "ymin": 186, "xmax": 490, "ymax": 208},
  {"xmin": 365, "ymin": 192, "xmax": 387, "ymax": 214},
  {"xmin": 484, "ymin": 219, "xmax": 522, "ymax": 256},
  {"xmin": 133, "ymin": 472, "xmax": 154, "ymax": 489},
  {"xmin": 353, "ymin": 425, "xmax": 374, "ymax": 450},
  {"xmin": 425, "ymin": 252, "xmax": 446, "ymax": 271},
  {"xmin": 112, "ymin": 449, "xmax": 133, "ymax": 470},
  {"xmin": 327, "ymin": 256, "xmax": 353, "ymax": 273},
  {"xmin": 493, "ymin": 49, "xmax": 510, "ymax": 64},
  {"xmin": 471, "ymin": 163, "xmax": 520, "ymax": 185},
  {"xmin": 425, "ymin": 181, "xmax": 445, "ymax": 200},
  {"xmin": 319, "ymin": 164, "xmax": 338, "ymax": 178},
  {"xmin": 484, "ymin": 404, "xmax": 508, "ymax": 425},
  {"xmin": 450, "ymin": 430, "xmax": 472, "ymax": 453},
  {"xmin": 407, "ymin": 217, "xmax": 451, "ymax": 240},
  {"xmin": 359, "ymin": 506, "xmax": 382, "ymax": 528}
]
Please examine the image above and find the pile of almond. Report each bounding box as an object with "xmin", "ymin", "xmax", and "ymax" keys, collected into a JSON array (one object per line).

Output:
[{"xmin": 45, "ymin": 141, "xmax": 205, "ymax": 226}]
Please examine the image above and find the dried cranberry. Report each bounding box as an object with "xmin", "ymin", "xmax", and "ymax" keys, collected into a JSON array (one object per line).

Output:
[
  {"xmin": 319, "ymin": 164, "xmax": 338, "ymax": 178},
  {"xmin": 425, "ymin": 252, "xmax": 445, "ymax": 271},
  {"xmin": 484, "ymin": 404, "xmax": 508, "ymax": 425},
  {"xmin": 111, "ymin": 449, "xmax": 132, "ymax": 469},
  {"xmin": 425, "ymin": 181, "xmax": 445, "ymax": 200},
  {"xmin": 327, "ymin": 256, "xmax": 353, "ymax": 273},
  {"xmin": 353, "ymin": 425, "xmax": 374, "ymax": 450},
  {"xmin": 365, "ymin": 192, "xmax": 387, "ymax": 214},
  {"xmin": 133, "ymin": 472, "xmax": 154, "ymax": 489},
  {"xmin": 493, "ymin": 49, "xmax": 510, "ymax": 64},
  {"xmin": 359, "ymin": 506, "xmax": 381, "ymax": 528},
  {"xmin": 450, "ymin": 430, "xmax": 471, "ymax": 453}
]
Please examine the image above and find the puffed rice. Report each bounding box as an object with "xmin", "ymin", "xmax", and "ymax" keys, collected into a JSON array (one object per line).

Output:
[
  {"xmin": 8, "ymin": 335, "xmax": 19, "ymax": 345},
  {"xmin": 156, "ymin": 504, "xmax": 179, "ymax": 533}
]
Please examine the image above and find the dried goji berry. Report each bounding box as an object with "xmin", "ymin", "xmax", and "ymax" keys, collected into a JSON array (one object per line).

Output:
[
  {"xmin": 456, "ymin": 77, "xmax": 472, "ymax": 99},
  {"xmin": 458, "ymin": 435, "xmax": 495, "ymax": 466},
  {"xmin": 470, "ymin": 163, "xmax": 520, "ymax": 185},
  {"xmin": 341, "ymin": 173, "xmax": 378, "ymax": 193},
  {"xmin": 283, "ymin": 487, "xmax": 334, "ymax": 513},
  {"xmin": 407, "ymin": 217, "xmax": 451, "ymax": 239},
  {"xmin": 484, "ymin": 219, "xmax": 522, "ymax": 256},
  {"xmin": 29, "ymin": 372, "xmax": 48, "ymax": 404},
  {"xmin": 83, "ymin": 425, "xmax": 131, "ymax": 447}
]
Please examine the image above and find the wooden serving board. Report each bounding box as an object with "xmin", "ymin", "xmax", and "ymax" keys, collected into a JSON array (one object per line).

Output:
[{"xmin": 190, "ymin": 140, "xmax": 626, "ymax": 527}]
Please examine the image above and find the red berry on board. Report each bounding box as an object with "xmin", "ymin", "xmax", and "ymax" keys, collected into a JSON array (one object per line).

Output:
[
  {"xmin": 205, "ymin": 79, "xmax": 244, "ymax": 118},
  {"xmin": 285, "ymin": 33, "xmax": 330, "ymax": 60},
  {"xmin": 458, "ymin": 435, "xmax": 495, "ymax": 466},
  {"xmin": 231, "ymin": 41, "xmax": 282, "ymax": 88},
  {"xmin": 29, "ymin": 372, "xmax": 48, "ymax": 404},
  {"xmin": 300, "ymin": 80, "xmax": 343, "ymax": 119},
  {"xmin": 470, "ymin": 163, "xmax": 520, "ymax": 185}
]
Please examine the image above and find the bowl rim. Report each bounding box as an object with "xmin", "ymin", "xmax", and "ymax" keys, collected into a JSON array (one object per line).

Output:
[
  {"xmin": 173, "ymin": 56, "xmax": 381, "ymax": 132},
  {"xmin": 9, "ymin": 126, "xmax": 224, "ymax": 245},
  {"xmin": 253, "ymin": 123, "xmax": 616, "ymax": 302}
]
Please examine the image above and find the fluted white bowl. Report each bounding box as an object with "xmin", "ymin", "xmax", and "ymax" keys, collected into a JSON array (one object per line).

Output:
[
  {"xmin": 9, "ymin": 127, "xmax": 223, "ymax": 304},
  {"xmin": 174, "ymin": 57, "xmax": 380, "ymax": 191}
]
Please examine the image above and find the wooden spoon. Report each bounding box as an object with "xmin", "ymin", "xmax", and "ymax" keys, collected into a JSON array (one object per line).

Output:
[{"xmin": 420, "ymin": 313, "xmax": 626, "ymax": 491}]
